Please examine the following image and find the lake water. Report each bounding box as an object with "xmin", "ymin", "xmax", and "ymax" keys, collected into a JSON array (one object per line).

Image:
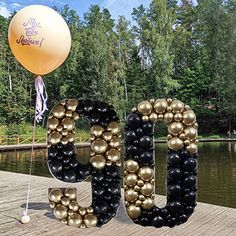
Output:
[{"xmin": 0, "ymin": 142, "xmax": 236, "ymax": 208}]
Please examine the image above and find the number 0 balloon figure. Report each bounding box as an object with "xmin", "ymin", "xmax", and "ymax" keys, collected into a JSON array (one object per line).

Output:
[
  {"xmin": 8, "ymin": 5, "xmax": 71, "ymax": 223},
  {"xmin": 124, "ymin": 99, "xmax": 198, "ymax": 228}
]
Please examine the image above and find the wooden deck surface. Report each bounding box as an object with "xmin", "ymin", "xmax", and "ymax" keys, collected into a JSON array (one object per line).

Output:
[{"xmin": 0, "ymin": 171, "xmax": 236, "ymax": 236}]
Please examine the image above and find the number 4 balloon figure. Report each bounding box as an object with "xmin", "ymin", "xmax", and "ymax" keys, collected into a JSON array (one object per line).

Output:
[{"xmin": 47, "ymin": 98, "xmax": 198, "ymax": 229}]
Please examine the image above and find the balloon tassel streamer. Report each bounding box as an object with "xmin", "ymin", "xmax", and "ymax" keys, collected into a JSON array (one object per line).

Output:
[{"xmin": 22, "ymin": 76, "xmax": 48, "ymax": 223}]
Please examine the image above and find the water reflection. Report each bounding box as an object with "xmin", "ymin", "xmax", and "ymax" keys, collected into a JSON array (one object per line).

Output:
[{"xmin": 0, "ymin": 142, "xmax": 235, "ymax": 208}]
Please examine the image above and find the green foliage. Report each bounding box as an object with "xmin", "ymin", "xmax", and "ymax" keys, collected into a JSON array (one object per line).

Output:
[{"xmin": 0, "ymin": 1, "xmax": 236, "ymax": 137}]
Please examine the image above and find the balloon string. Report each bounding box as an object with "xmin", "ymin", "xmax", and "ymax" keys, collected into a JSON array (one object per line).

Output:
[{"xmin": 24, "ymin": 76, "xmax": 48, "ymax": 217}]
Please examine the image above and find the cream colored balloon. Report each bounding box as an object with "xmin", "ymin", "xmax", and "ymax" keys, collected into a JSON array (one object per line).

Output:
[{"xmin": 8, "ymin": 5, "xmax": 71, "ymax": 75}]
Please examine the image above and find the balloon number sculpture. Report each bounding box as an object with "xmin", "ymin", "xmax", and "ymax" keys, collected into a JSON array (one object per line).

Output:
[{"xmin": 47, "ymin": 98, "xmax": 198, "ymax": 229}]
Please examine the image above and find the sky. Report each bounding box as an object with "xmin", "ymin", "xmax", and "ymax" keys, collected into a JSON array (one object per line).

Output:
[{"xmin": 0, "ymin": 0, "xmax": 152, "ymax": 21}]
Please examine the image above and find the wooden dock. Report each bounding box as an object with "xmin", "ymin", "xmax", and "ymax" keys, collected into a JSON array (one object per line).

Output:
[{"xmin": 0, "ymin": 171, "xmax": 236, "ymax": 236}]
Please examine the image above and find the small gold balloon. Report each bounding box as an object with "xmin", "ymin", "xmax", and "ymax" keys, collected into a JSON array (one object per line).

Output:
[
  {"xmin": 135, "ymin": 200, "xmax": 142, "ymax": 207},
  {"xmin": 66, "ymin": 99, "xmax": 79, "ymax": 111},
  {"xmin": 127, "ymin": 205, "xmax": 141, "ymax": 219},
  {"xmin": 68, "ymin": 213, "xmax": 82, "ymax": 227},
  {"xmin": 132, "ymin": 107, "xmax": 137, "ymax": 112},
  {"xmin": 167, "ymin": 98, "xmax": 173, "ymax": 104},
  {"xmin": 140, "ymin": 183, "xmax": 154, "ymax": 196},
  {"xmin": 73, "ymin": 112, "xmax": 80, "ymax": 120},
  {"xmin": 69, "ymin": 201, "xmax": 79, "ymax": 212},
  {"xmin": 125, "ymin": 201, "xmax": 130, "ymax": 206},
  {"xmin": 62, "ymin": 129, "xmax": 69, "ymax": 136},
  {"xmin": 53, "ymin": 204, "xmax": 68, "ymax": 219},
  {"xmin": 137, "ymin": 101, "xmax": 153, "ymax": 115},
  {"xmin": 79, "ymin": 207, "xmax": 87, "ymax": 216},
  {"xmin": 138, "ymin": 195, "xmax": 145, "ymax": 201},
  {"xmin": 68, "ymin": 209, "xmax": 74, "ymax": 216},
  {"xmin": 61, "ymin": 196, "xmax": 70, "ymax": 206},
  {"xmin": 91, "ymin": 125, "xmax": 105, "ymax": 137},
  {"xmin": 49, "ymin": 201, "xmax": 56, "ymax": 209},
  {"xmin": 167, "ymin": 134, "xmax": 173, "ymax": 140},
  {"xmin": 61, "ymin": 137, "xmax": 69, "ymax": 145},
  {"xmin": 168, "ymin": 122, "xmax": 184, "ymax": 136},
  {"xmin": 107, "ymin": 160, "xmax": 112, "ymax": 166},
  {"xmin": 65, "ymin": 188, "xmax": 77, "ymax": 200},
  {"xmin": 87, "ymin": 206, "xmax": 94, "ymax": 214},
  {"xmin": 52, "ymin": 104, "xmax": 66, "ymax": 119},
  {"xmin": 149, "ymin": 112, "xmax": 158, "ymax": 122},
  {"xmin": 158, "ymin": 114, "xmax": 164, "ymax": 120},
  {"xmin": 48, "ymin": 131, "xmax": 62, "ymax": 145},
  {"xmin": 106, "ymin": 148, "xmax": 120, "ymax": 162},
  {"xmin": 90, "ymin": 155, "xmax": 106, "ymax": 170},
  {"xmin": 60, "ymin": 99, "xmax": 67, "ymax": 105},
  {"xmin": 184, "ymin": 127, "xmax": 198, "ymax": 140},
  {"xmin": 84, "ymin": 214, "xmax": 98, "ymax": 228},
  {"xmin": 184, "ymin": 139, "xmax": 191, "ymax": 146},
  {"xmin": 154, "ymin": 99, "xmax": 168, "ymax": 113},
  {"xmin": 109, "ymin": 136, "xmax": 120, "ymax": 148},
  {"xmin": 61, "ymin": 219, "xmax": 68, "ymax": 224},
  {"xmin": 66, "ymin": 110, "xmax": 73, "ymax": 117},
  {"xmin": 67, "ymin": 132, "xmax": 75, "ymax": 143},
  {"xmin": 61, "ymin": 118, "xmax": 75, "ymax": 131},
  {"xmin": 102, "ymin": 131, "xmax": 113, "ymax": 141},
  {"xmin": 167, "ymin": 106, "xmax": 172, "ymax": 112},
  {"xmin": 80, "ymin": 224, "xmax": 86, "ymax": 228},
  {"xmin": 187, "ymin": 143, "xmax": 198, "ymax": 154},
  {"xmin": 185, "ymin": 105, "xmax": 191, "ymax": 111},
  {"xmin": 134, "ymin": 185, "xmax": 141, "ymax": 192},
  {"xmin": 174, "ymin": 113, "xmax": 182, "ymax": 122},
  {"xmin": 125, "ymin": 160, "xmax": 139, "ymax": 172},
  {"xmin": 168, "ymin": 137, "xmax": 184, "ymax": 151},
  {"xmin": 56, "ymin": 125, "xmax": 63, "ymax": 132},
  {"xmin": 137, "ymin": 179, "xmax": 145, "ymax": 187},
  {"xmin": 150, "ymin": 99, "xmax": 155, "ymax": 104},
  {"xmin": 125, "ymin": 189, "xmax": 139, "ymax": 202},
  {"xmin": 116, "ymin": 160, "xmax": 122, "ymax": 166},
  {"xmin": 125, "ymin": 173, "xmax": 138, "ymax": 187},
  {"xmin": 138, "ymin": 167, "xmax": 154, "ymax": 181},
  {"xmin": 142, "ymin": 115, "xmax": 149, "ymax": 122},
  {"xmin": 49, "ymin": 189, "xmax": 63, "ymax": 203},
  {"xmin": 91, "ymin": 138, "xmax": 108, "ymax": 154},
  {"xmin": 164, "ymin": 112, "xmax": 174, "ymax": 123},
  {"xmin": 183, "ymin": 110, "xmax": 196, "ymax": 126},
  {"xmin": 170, "ymin": 100, "xmax": 184, "ymax": 113},
  {"xmin": 48, "ymin": 117, "xmax": 59, "ymax": 130},
  {"xmin": 179, "ymin": 133, "xmax": 186, "ymax": 140},
  {"xmin": 107, "ymin": 121, "xmax": 120, "ymax": 135},
  {"xmin": 142, "ymin": 197, "xmax": 155, "ymax": 209}
]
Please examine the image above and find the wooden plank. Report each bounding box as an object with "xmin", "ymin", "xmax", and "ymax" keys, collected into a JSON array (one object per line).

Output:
[{"xmin": 0, "ymin": 171, "xmax": 235, "ymax": 236}]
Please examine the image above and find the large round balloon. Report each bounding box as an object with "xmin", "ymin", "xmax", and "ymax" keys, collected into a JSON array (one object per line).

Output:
[{"xmin": 8, "ymin": 5, "xmax": 71, "ymax": 75}]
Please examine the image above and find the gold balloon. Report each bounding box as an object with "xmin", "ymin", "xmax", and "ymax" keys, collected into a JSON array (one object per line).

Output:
[
  {"xmin": 138, "ymin": 167, "xmax": 154, "ymax": 181},
  {"xmin": 158, "ymin": 114, "xmax": 164, "ymax": 120},
  {"xmin": 125, "ymin": 160, "xmax": 139, "ymax": 173},
  {"xmin": 68, "ymin": 209, "xmax": 74, "ymax": 216},
  {"xmin": 61, "ymin": 219, "xmax": 68, "ymax": 224},
  {"xmin": 67, "ymin": 132, "xmax": 75, "ymax": 143},
  {"xmin": 56, "ymin": 125, "xmax": 63, "ymax": 132},
  {"xmin": 49, "ymin": 201, "xmax": 56, "ymax": 209},
  {"xmin": 68, "ymin": 213, "xmax": 82, "ymax": 227},
  {"xmin": 184, "ymin": 127, "xmax": 198, "ymax": 140},
  {"xmin": 61, "ymin": 118, "xmax": 75, "ymax": 131},
  {"xmin": 134, "ymin": 185, "xmax": 141, "ymax": 192},
  {"xmin": 174, "ymin": 113, "xmax": 182, "ymax": 122},
  {"xmin": 49, "ymin": 189, "xmax": 63, "ymax": 203},
  {"xmin": 183, "ymin": 110, "xmax": 196, "ymax": 126},
  {"xmin": 127, "ymin": 205, "xmax": 141, "ymax": 219},
  {"xmin": 53, "ymin": 204, "xmax": 68, "ymax": 219},
  {"xmin": 135, "ymin": 200, "xmax": 142, "ymax": 207},
  {"xmin": 90, "ymin": 155, "xmax": 106, "ymax": 170},
  {"xmin": 91, "ymin": 125, "xmax": 104, "ymax": 137},
  {"xmin": 107, "ymin": 121, "xmax": 120, "ymax": 135},
  {"xmin": 84, "ymin": 214, "xmax": 98, "ymax": 228},
  {"xmin": 102, "ymin": 131, "xmax": 113, "ymax": 141},
  {"xmin": 125, "ymin": 189, "xmax": 139, "ymax": 202},
  {"xmin": 62, "ymin": 129, "xmax": 69, "ymax": 136},
  {"xmin": 187, "ymin": 143, "xmax": 198, "ymax": 154},
  {"xmin": 61, "ymin": 196, "xmax": 70, "ymax": 206},
  {"xmin": 137, "ymin": 179, "xmax": 145, "ymax": 187},
  {"xmin": 109, "ymin": 136, "xmax": 120, "ymax": 148},
  {"xmin": 91, "ymin": 138, "xmax": 108, "ymax": 154},
  {"xmin": 170, "ymin": 100, "xmax": 184, "ymax": 113},
  {"xmin": 48, "ymin": 117, "xmax": 59, "ymax": 130},
  {"xmin": 168, "ymin": 137, "xmax": 184, "ymax": 151},
  {"xmin": 164, "ymin": 112, "xmax": 174, "ymax": 123},
  {"xmin": 142, "ymin": 115, "xmax": 149, "ymax": 122},
  {"xmin": 149, "ymin": 112, "xmax": 158, "ymax": 122},
  {"xmin": 184, "ymin": 139, "xmax": 191, "ymax": 146},
  {"xmin": 79, "ymin": 207, "xmax": 87, "ymax": 216},
  {"xmin": 154, "ymin": 99, "xmax": 168, "ymax": 113},
  {"xmin": 68, "ymin": 201, "xmax": 79, "ymax": 212},
  {"xmin": 66, "ymin": 99, "xmax": 78, "ymax": 112},
  {"xmin": 137, "ymin": 101, "xmax": 153, "ymax": 115},
  {"xmin": 80, "ymin": 224, "xmax": 86, "ymax": 228},
  {"xmin": 179, "ymin": 133, "xmax": 186, "ymax": 140},
  {"xmin": 138, "ymin": 195, "xmax": 145, "ymax": 201},
  {"xmin": 87, "ymin": 207, "xmax": 94, "ymax": 214},
  {"xmin": 168, "ymin": 122, "xmax": 184, "ymax": 136},
  {"xmin": 167, "ymin": 106, "xmax": 172, "ymax": 112},
  {"xmin": 125, "ymin": 173, "xmax": 138, "ymax": 187},
  {"xmin": 142, "ymin": 197, "xmax": 155, "ymax": 209},
  {"xmin": 48, "ymin": 131, "xmax": 62, "ymax": 145},
  {"xmin": 65, "ymin": 188, "xmax": 76, "ymax": 200},
  {"xmin": 52, "ymin": 104, "xmax": 66, "ymax": 119},
  {"xmin": 106, "ymin": 148, "xmax": 120, "ymax": 162},
  {"xmin": 61, "ymin": 137, "xmax": 69, "ymax": 145},
  {"xmin": 66, "ymin": 110, "xmax": 73, "ymax": 117},
  {"xmin": 140, "ymin": 183, "xmax": 154, "ymax": 196}
]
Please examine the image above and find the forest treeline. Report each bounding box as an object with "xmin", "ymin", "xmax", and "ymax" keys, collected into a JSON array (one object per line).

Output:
[{"xmin": 0, "ymin": 0, "xmax": 236, "ymax": 135}]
